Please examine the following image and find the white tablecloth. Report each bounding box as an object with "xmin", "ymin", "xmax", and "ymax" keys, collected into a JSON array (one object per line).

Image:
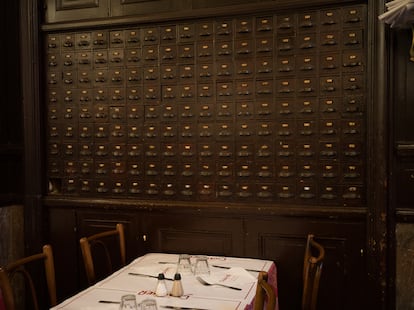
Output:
[{"xmin": 51, "ymin": 253, "xmax": 279, "ymax": 310}]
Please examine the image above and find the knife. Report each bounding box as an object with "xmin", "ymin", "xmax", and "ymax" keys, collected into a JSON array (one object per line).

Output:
[
  {"xmin": 211, "ymin": 264, "xmax": 262, "ymax": 273},
  {"xmin": 99, "ymin": 300, "xmax": 120, "ymax": 304},
  {"xmin": 128, "ymin": 272, "xmax": 174, "ymax": 281},
  {"xmin": 160, "ymin": 306, "xmax": 211, "ymax": 310}
]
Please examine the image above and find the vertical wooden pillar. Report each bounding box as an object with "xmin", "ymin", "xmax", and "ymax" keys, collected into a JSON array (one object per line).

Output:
[
  {"xmin": 366, "ymin": 0, "xmax": 390, "ymax": 308},
  {"xmin": 20, "ymin": 0, "xmax": 44, "ymax": 254}
]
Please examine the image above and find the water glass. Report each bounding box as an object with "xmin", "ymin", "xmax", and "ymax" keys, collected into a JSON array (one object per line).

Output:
[
  {"xmin": 139, "ymin": 298, "xmax": 158, "ymax": 310},
  {"xmin": 119, "ymin": 294, "xmax": 138, "ymax": 310},
  {"xmin": 177, "ymin": 254, "xmax": 193, "ymax": 275},
  {"xmin": 193, "ymin": 255, "xmax": 210, "ymax": 275}
]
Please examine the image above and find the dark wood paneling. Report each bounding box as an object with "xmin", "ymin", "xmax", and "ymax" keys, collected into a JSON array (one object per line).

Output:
[
  {"xmin": 47, "ymin": 208, "xmax": 78, "ymax": 301},
  {"xmin": 0, "ymin": 1, "xmax": 23, "ymax": 206},
  {"xmin": 57, "ymin": 0, "xmax": 99, "ymax": 10},
  {"xmin": 112, "ymin": 0, "xmax": 190, "ymax": 17},
  {"xmin": 393, "ymin": 29, "xmax": 414, "ymax": 145},
  {"xmin": 77, "ymin": 212, "xmax": 143, "ymax": 259},
  {"xmin": 142, "ymin": 213, "xmax": 244, "ymax": 256},
  {"xmin": 245, "ymin": 217, "xmax": 367, "ymax": 310},
  {"xmin": 46, "ymin": 200, "xmax": 368, "ymax": 309},
  {"xmin": 44, "ymin": 0, "xmax": 110, "ymax": 23},
  {"xmin": 392, "ymin": 29, "xmax": 414, "ymax": 209}
]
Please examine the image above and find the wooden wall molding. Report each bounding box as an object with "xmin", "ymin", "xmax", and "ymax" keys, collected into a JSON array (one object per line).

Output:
[
  {"xmin": 56, "ymin": 0, "xmax": 99, "ymax": 10},
  {"xmin": 42, "ymin": 0, "xmax": 359, "ymax": 31}
]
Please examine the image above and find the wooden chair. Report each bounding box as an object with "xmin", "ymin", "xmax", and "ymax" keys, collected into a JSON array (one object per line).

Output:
[
  {"xmin": 79, "ymin": 223, "xmax": 126, "ymax": 285},
  {"xmin": 253, "ymin": 271, "xmax": 276, "ymax": 310},
  {"xmin": 0, "ymin": 244, "xmax": 57, "ymax": 310},
  {"xmin": 302, "ymin": 234, "xmax": 325, "ymax": 310}
]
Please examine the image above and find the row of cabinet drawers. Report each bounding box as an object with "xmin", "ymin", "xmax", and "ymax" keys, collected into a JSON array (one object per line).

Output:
[
  {"xmin": 47, "ymin": 52, "xmax": 364, "ymax": 78},
  {"xmin": 49, "ymin": 158, "xmax": 364, "ymax": 179},
  {"xmin": 47, "ymin": 96, "xmax": 364, "ymax": 119},
  {"xmin": 46, "ymin": 56, "xmax": 365, "ymax": 86},
  {"xmin": 47, "ymin": 120, "xmax": 364, "ymax": 140},
  {"xmin": 46, "ymin": 35, "xmax": 364, "ymax": 68},
  {"xmin": 45, "ymin": 6, "xmax": 366, "ymax": 50},
  {"xmin": 46, "ymin": 76, "xmax": 365, "ymax": 101},
  {"xmin": 48, "ymin": 140, "xmax": 364, "ymax": 160},
  {"xmin": 50, "ymin": 176, "xmax": 364, "ymax": 203}
]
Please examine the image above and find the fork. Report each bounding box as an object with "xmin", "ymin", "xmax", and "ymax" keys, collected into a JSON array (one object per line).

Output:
[{"xmin": 195, "ymin": 276, "xmax": 242, "ymax": 291}]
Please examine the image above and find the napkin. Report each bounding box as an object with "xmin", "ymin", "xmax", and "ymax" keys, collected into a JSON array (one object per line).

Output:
[
  {"xmin": 199, "ymin": 267, "xmax": 256, "ymax": 288},
  {"xmin": 378, "ymin": 0, "xmax": 414, "ymax": 28}
]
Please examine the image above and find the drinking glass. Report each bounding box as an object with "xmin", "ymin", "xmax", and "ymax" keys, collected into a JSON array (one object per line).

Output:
[
  {"xmin": 193, "ymin": 255, "xmax": 210, "ymax": 275},
  {"xmin": 177, "ymin": 254, "xmax": 193, "ymax": 275},
  {"xmin": 139, "ymin": 298, "xmax": 158, "ymax": 310},
  {"xmin": 119, "ymin": 294, "xmax": 138, "ymax": 310}
]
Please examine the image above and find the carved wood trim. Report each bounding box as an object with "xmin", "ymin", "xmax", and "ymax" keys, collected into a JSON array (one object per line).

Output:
[
  {"xmin": 42, "ymin": 0, "xmax": 359, "ymax": 31},
  {"xmin": 121, "ymin": 0, "xmax": 158, "ymax": 3},
  {"xmin": 56, "ymin": 0, "xmax": 99, "ymax": 11}
]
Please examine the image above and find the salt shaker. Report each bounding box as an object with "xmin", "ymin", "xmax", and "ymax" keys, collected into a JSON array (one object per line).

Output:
[
  {"xmin": 155, "ymin": 273, "xmax": 168, "ymax": 297},
  {"xmin": 170, "ymin": 273, "xmax": 184, "ymax": 297}
]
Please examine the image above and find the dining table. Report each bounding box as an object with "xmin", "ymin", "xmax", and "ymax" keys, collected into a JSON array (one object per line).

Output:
[{"xmin": 51, "ymin": 252, "xmax": 279, "ymax": 310}]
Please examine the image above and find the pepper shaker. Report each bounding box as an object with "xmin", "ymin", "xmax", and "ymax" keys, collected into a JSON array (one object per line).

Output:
[{"xmin": 170, "ymin": 273, "xmax": 184, "ymax": 297}]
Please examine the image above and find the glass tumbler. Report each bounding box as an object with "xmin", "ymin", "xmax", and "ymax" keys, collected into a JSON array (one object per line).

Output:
[
  {"xmin": 177, "ymin": 254, "xmax": 193, "ymax": 275},
  {"xmin": 119, "ymin": 294, "xmax": 138, "ymax": 310},
  {"xmin": 139, "ymin": 298, "xmax": 158, "ymax": 310},
  {"xmin": 193, "ymin": 255, "xmax": 210, "ymax": 275}
]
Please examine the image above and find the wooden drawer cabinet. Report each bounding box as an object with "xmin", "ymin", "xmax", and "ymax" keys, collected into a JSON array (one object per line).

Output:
[{"xmin": 44, "ymin": 4, "xmax": 368, "ymax": 205}]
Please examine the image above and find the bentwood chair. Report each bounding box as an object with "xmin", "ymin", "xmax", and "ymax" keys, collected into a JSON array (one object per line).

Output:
[
  {"xmin": 79, "ymin": 223, "xmax": 126, "ymax": 285},
  {"xmin": 302, "ymin": 234, "xmax": 325, "ymax": 310},
  {"xmin": 0, "ymin": 244, "xmax": 57, "ymax": 310},
  {"xmin": 253, "ymin": 271, "xmax": 276, "ymax": 310}
]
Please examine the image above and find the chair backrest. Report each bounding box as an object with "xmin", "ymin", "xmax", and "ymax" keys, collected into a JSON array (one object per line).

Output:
[
  {"xmin": 79, "ymin": 223, "xmax": 126, "ymax": 285},
  {"xmin": 0, "ymin": 244, "xmax": 57, "ymax": 310},
  {"xmin": 302, "ymin": 234, "xmax": 325, "ymax": 310},
  {"xmin": 253, "ymin": 271, "xmax": 276, "ymax": 310}
]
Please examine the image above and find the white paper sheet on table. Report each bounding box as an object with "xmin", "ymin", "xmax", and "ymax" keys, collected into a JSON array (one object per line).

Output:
[
  {"xmin": 51, "ymin": 287, "xmax": 125, "ymax": 310},
  {"xmin": 51, "ymin": 286, "xmax": 243, "ymax": 310},
  {"xmin": 209, "ymin": 256, "xmax": 270, "ymax": 273},
  {"xmin": 200, "ymin": 267, "xmax": 256, "ymax": 289}
]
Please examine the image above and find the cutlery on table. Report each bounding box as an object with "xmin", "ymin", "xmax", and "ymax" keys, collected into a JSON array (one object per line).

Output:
[
  {"xmin": 211, "ymin": 264, "xmax": 262, "ymax": 273},
  {"xmin": 99, "ymin": 300, "xmax": 120, "ymax": 304},
  {"xmin": 195, "ymin": 276, "xmax": 242, "ymax": 291},
  {"xmin": 160, "ymin": 306, "xmax": 210, "ymax": 310},
  {"xmin": 128, "ymin": 272, "xmax": 174, "ymax": 281}
]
